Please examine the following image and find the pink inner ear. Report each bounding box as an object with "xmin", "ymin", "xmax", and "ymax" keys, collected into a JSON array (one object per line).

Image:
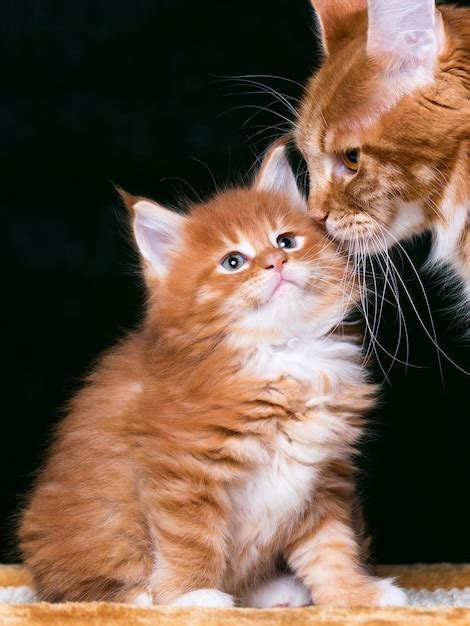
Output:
[
  {"xmin": 134, "ymin": 218, "xmax": 178, "ymax": 274},
  {"xmin": 146, "ymin": 228, "xmax": 173, "ymax": 252},
  {"xmin": 367, "ymin": 0, "xmax": 439, "ymax": 69}
]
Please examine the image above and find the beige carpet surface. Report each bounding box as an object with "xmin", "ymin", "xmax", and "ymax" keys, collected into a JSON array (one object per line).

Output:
[{"xmin": 1, "ymin": 564, "xmax": 470, "ymax": 625}]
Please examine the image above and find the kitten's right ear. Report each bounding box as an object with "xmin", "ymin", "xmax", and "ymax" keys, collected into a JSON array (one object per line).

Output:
[
  {"xmin": 310, "ymin": 0, "xmax": 366, "ymax": 54},
  {"xmin": 119, "ymin": 189, "xmax": 185, "ymax": 278},
  {"xmin": 254, "ymin": 138, "xmax": 306, "ymax": 211}
]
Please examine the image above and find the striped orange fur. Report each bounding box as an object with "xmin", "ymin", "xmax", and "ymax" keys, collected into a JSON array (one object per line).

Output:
[{"xmin": 19, "ymin": 146, "xmax": 405, "ymax": 608}]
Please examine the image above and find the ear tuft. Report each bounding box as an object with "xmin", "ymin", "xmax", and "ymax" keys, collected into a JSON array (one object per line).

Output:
[
  {"xmin": 115, "ymin": 186, "xmax": 138, "ymax": 213},
  {"xmin": 254, "ymin": 138, "xmax": 306, "ymax": 211},
  {"xmin": 122, "ymin": 194, "xmax": 186, "ymax": 278}
]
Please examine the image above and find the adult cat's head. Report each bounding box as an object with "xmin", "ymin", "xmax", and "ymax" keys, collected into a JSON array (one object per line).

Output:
[
  {"xmin": 122, "ymin": 146, "xmax": 352, "ymax": 350},
  {"xmin": 295, "ymin": 0, "xmax": 470, "ymax": 256}
]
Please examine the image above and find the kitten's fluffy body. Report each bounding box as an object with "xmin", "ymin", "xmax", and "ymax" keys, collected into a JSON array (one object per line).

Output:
[
  {"xmin": 19, "ymin": 149, "xmax": 405, "ymax": 608},
  {"xmin": 296, "ymin": 0, "xmax": 470, "ymax": 301}
]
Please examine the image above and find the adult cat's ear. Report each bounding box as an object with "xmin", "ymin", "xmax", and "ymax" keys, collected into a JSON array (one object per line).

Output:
[
  {"xmin": 310, "ymin": 0, "xmax": 366, "ymax": 54},
  {"xmin": 367, "ymin": 0, "xmax": 445, "ymax": 77},
  {"xmin": 254, "ymin": 138, "xmax": 306, "ymax": 211},
  {"xmin": 119, "ymin": 189, "xmax": 185, "ymax": 278}
]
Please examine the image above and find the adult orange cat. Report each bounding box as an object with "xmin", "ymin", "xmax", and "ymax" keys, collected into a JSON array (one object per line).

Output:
[
  {"xmin": 295, "ymin": 0, "xmax": 469, "ymax": 302},
  {"xmin": 19, "ymin": 145, "xmax": 405, "ymax": 608}
]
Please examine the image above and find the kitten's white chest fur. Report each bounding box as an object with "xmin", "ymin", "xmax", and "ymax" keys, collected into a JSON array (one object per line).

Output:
[
  {"xmin": 244, "ymin": 334, "xmax": 363, "ymax": 385},
  {"xmin": 229, "ymin": 334, "xmax": 364, "ymax": 574}
]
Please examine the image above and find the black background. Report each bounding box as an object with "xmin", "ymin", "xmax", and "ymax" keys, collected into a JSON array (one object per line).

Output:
[{"xmin": 2, "ymin": 1, "xmax": 469, "ymax": 564}]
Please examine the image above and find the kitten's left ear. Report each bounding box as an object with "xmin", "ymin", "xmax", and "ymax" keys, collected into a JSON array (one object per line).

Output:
[
  {"xmin": 254, "ymin": 139, "xmax": 306, "ymax": 211},
  {"xmin": 118, "ymin": 188, "xmax": 185, "ymax": 279}
]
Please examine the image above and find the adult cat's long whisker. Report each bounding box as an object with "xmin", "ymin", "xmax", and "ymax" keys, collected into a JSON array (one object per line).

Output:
[
  {"xmin": 371, "ymin": 219, "xmax": 468, "ymax": 376},
  {"xmin": 365, "ymin": 226, "xmax": 408, "ymax": 368},
  {"xmin": 217, "ymin": 77, "xmax": 299, "ymax": 118},
  {"xmin": 218, "ymin": 73, "xmax": 304, "ymax": 89},
  {"xmin": 218, "ymin": 103, "xmax": 293, "ymax": 127},
  {"xmin": 353, "ymin": 235, "xmax": 407, "ymax": 379},
  {"xmin": 367, "ymin": 230, "xmax": 411, "ymax": 371}
]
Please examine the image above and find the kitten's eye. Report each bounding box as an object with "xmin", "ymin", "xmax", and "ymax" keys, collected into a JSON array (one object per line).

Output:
[
  {"xmin": 221, "ymin": 252, "xmax": 247, "ymax": 272},
  {"xmin": 342, "ymin": 148, "xmax": 360, "ymax": 172},
  {"xmin": 276, "ymin": 234, "xmax": 297, "ymax": 250}
]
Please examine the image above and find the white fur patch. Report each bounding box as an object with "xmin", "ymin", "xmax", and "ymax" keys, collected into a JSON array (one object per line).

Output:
[
  {"xmin": 228, "ymin": 335, "xmax": 365, "ymax": 576},
  {"xmin": 170, "ymin": 589, "xmax": 235, "ymax": 608},
  {"xmin": 375, "ymin": 578, "xmax": 408, "ymax": 607},
  {"xmin": 230, "ymin": 446, "xmax": 319, "ymax": 564},
  {"xmin": 386, "ymin": 200, "xmax": 426, "ymax": 247},
  {"xmin": 244, "ymin": 575, "xmax": 312, "ymax": 608},
  {"xmin": 221, "ymin": 236, "xmax": 256, "ymax": 259},
  {"xmin": 430, "ymin": 203, "xmax": 467, "ymax": 269},
  {"xmin": 244, "ymin": 334, "xmax": 363, "ymax": 387},
  {"xmin": 132, "ymin": 591, "xmax": 153, "ymax": 607}
]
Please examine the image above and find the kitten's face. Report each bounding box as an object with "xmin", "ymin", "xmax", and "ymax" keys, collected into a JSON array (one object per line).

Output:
[
  {"xmin": 295, "ymin": 0, "xmax": 468, "ymax": 255},
  {"xmin": 126, "ymin": 145, "xmax": 349, "ymax": 342},
  {"xmin": 166, "ymin": 190, "xmax": 345, "ymax": 336}
]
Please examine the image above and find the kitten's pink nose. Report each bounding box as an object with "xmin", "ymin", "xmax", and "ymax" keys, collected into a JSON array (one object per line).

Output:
[
  {"xmin": 311, "ymin": 208, "xmax": 329, "ymax": 224},
  {"xmin": 263, "ymin": 251, "xmax": 287, "ymax": 272}
]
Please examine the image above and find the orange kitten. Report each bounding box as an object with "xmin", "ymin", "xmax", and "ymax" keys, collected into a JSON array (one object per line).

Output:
[
  {"xmin": 19, "ymin": 146, "xmax": 405, "ymax": 608},
  {"xmin": 296, "ymin": 0, "xmax": 470, "ymax": 302}
]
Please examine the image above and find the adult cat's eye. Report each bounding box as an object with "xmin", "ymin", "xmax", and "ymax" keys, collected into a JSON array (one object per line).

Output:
[
  {"xmin": 342, "ymin": 148, "xmax": 360, "ymax": 172},
  {"xmin": 221, "ymin": 252, "xmax": 247, "ymax": 272},
  {"xmin": 276, "ymin": 234, "xmax": 297, "ymax": 250}
]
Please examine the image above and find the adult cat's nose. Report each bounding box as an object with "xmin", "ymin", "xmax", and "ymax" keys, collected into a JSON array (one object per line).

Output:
[
  {"xmin": 263, "ymin": 251, "xmax": 287, "ymax": 272},
  {"xmin": 311, "ymin": 208, "xmax": 329, "ymax": 224}
]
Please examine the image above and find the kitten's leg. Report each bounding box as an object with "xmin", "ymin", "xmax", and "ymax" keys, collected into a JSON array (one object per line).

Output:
[
  {"xmin": 243, "ymin": 575, "xmax": 312, "ymax": 608},
  {"xmin": 145, "ymin": 482, "xmax": 234, "ymax": 607},
  {"xmin": 284, "ymin": 499, "xmax": 406, "ymax": 607},
  {"xmin": 150, "ymin": 543, "xmax": 235, "ymax": 608},
  {"xmin": 150, "ymin": 541, "xmax": 234, "ymax": 607},
  {"xmin": 150, "ymin": 546, "xmax": 235, "ymax": 608}
]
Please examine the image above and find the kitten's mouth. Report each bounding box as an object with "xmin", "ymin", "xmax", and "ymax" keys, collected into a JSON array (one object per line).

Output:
[{"xmin": 267, "ymin": 277, "xmax": 297, "ymax": 301}]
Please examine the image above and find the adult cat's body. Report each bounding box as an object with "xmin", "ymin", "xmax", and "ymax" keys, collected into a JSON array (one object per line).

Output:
[
  {"xmin": 295, "ymin": 0, "xmax": 470, "ymax": 302},
  {"xmin": 19, "ymin": 147, "xmax": 405, "ymax": 608}
]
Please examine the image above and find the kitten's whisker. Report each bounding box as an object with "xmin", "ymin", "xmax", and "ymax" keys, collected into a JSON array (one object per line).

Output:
[
  {"xmin": 187, "ymin": 156, "xmax": 219, "ymax": 193},
  {"xmin": 159, "ymin": 176, "xmax": 202, "ymax": 203}
]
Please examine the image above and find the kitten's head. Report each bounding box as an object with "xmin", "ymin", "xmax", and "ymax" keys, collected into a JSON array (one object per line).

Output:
[
  {"xmin": 123, "ymin": 145, "xmax": 351, "ymax": 347},
  {"xmin": 295, "ymin": 0, "xmax": 469, "ymax": 254}
]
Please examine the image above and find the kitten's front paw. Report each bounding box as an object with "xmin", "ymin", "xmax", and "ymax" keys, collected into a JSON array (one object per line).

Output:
[
  {"xmin": 171, "ymin": 589, "xmax": 235, "ymax": 608},
  {"xmin": 132, "ymin": 591, "xmax": 153, "ymax": 607},
  {"xmin": 374, "ymin": 578, "xmax": 407, "ymax": 607},
  {"xmin": 314, "ymin": 575, "xmax": 407, "ymax": 607},
  {"xmin": 118, "ymin": 587, "xmax": 153, "ymax": 606},
  {"xmin": 244, "ymin": 575, "xmax": 312, "ymax": 608}
]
